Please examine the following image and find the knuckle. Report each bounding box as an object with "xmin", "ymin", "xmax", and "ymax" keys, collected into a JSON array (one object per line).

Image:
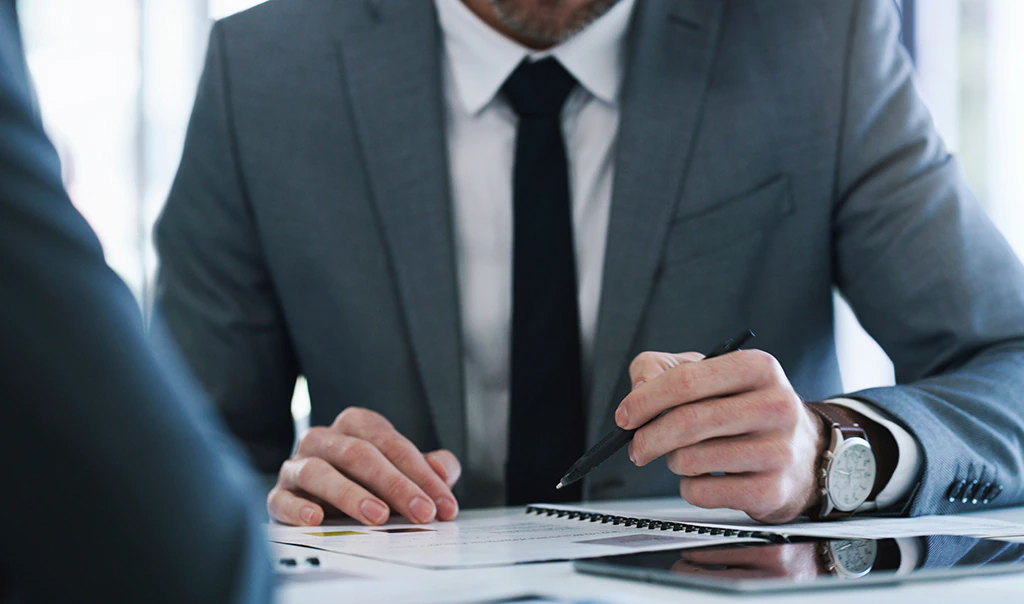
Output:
[
  {"xmin": 760, "ymin": 388, "xmax": 801, "ymax": 423},
  {"xmin": 631, "ymin": 429, "xmax": 650, "ymax": 462},
  {"xmin": 277, "ymin": 460, "xmax": 293, "ymax": 484},
  {"xmin": 745, "ymin": 349, "xmax": 783, "ymax": 380},
  {"xmin": 630, "ymin": 352, "xmax": 656, "ymax": 373},
  {"xmin": 667, "ymin": 403, "xmax": 702, "ymax": 438},
  {"xmin": 297, "ymin": 426, "xmax": 328, "ymax": 455},
  {"xmin": 381, "ymin": 439, "xmax": 419, "ymax": 468},
  {"xmin": 667, "ymin": 365, "xmax": 696, "ymax": 398},
  {"xmin": 267, "ymin": 486, "xmax": 284, "ymax": 508},
  {"xmin": 331, "ymin": 479, "xmax": 361, "ymax": 509},
  {"xmin": 336, "ymin": 406, "xmax": 394, "ymax": 433},
  {"xmin": 667, "ymin": 451, "xmax": 696, "ymax": 476},
  {"xmin": 679, "ymin": 478, "xmax": 707, "ymax": 507},
  {"xmin": 381, "ymin": 472, "xmax": 414, "ymax": 500},
  {"xmin": 436, "ymin": 449, "xmax": 460, "ymax": 472},
  {"xmin": 679, "ymin": 352, "xmax": 704, "ymax": 363},
  {"xmin": 334, "ymin": 406, "xmax": 366, "ymax": 428},
  {"xmin": 295, "ymin": 457, "xmax": 327, "ymax": 487},
  {"xmin": 760, "ymin": 392, "xmax": 790, "ymax": 418},
  {"xmin": 335, "ymin": 437, "xmax": 373, "ymax": 467}
]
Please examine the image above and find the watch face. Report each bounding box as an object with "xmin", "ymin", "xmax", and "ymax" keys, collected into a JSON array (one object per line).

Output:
[
  {"xmin": 827, "ymin": 540, "xmax": 876, "ymax": 581},
  {"xmin": 828, "ymin": 538, "xmax": 877, "ymax": 578},
  {"xmin": 826, "ymin": 438, "xmax": 876, "ymax": 512}
]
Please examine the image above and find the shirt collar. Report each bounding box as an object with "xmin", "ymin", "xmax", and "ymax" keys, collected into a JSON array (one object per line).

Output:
[{"xmin": 433, "ymin": 0, "xmax": 636, "ymax": 115}]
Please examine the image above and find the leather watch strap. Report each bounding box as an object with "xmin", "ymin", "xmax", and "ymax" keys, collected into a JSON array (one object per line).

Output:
[{"xmin": 807, "ymin": 402, "xmax": 868, "ymax": 442}]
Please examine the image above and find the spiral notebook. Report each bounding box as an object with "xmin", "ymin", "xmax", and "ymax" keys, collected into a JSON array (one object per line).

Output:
[{"xmin": 524, "ymin": 504, "xmax": 785, "ymax": 543}]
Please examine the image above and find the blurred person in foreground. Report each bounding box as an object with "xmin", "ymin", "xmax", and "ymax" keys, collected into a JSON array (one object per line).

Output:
[{"xmin": 0, "ymin": 2, "xmax": 272, "ymax": 600}]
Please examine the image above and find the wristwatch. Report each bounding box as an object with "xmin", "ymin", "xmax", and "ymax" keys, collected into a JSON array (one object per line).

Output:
[
  {"xmin": 820, "ymin": 538, "xmax": 877, "ymax": 579},
  {"xmin": 807, "ymin": 403, "xmax": 877, "ymax": 520}
]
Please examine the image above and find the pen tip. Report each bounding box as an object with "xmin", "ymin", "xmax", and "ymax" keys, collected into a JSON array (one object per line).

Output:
[{"xmin": 555, "ymin": 482, "xmax": 564, "ymax": 490}]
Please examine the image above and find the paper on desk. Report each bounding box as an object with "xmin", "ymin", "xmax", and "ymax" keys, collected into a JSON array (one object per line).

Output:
[
  {"xmin": 267, "ymin": 508, "xmax": 761, "ymax": 569},
  {"xmin": 611, "ymin": 504, "xmax": 1024, "ymax": 539}
]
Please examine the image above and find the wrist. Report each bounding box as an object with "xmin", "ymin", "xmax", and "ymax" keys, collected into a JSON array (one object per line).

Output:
[{"xmin": 805, "ymin": 402, "xmax": 879, "ymax": 519}]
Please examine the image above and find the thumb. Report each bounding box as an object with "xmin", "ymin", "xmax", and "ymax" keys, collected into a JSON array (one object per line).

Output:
[
  {"xmin": 425, "ymin": 449, "xmax": 462, "ymax": 488},
  {"xmin": 628, "ymin": 351, "xmax": 704, "ymax": 390}
]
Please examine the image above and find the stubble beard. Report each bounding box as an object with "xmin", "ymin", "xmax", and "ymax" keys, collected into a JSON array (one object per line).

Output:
[{"xmin": 489, "ymin": 0, "xmax": 622, "ymax": 46}]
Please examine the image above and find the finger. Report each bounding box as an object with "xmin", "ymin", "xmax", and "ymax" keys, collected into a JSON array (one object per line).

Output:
[
  {"xmin": 664, "ymin": 435, "xmax": 792, "ymax": 477},
  {"xmin": 617, "ymin": 349, "xmax": 785, "ymax": 429},
  {"xmin": 669, "ymin": 560, "xmax": 778, "ymax": 580},
  {"xmin": 678, "ymin": 472, "xmax": 795, "ymax": 523},
  {"xmin": 267, "ymin": 486, "xmax": 326, "ymax": 526},
  {"xmin": 334, "ymin": 409, "xmax": 457, "ymax": 522},
  {"xmin": 424, "ymin": 450, "xmax": 461, "ymax": 520},
  {"xmin": 681, "ymin": 546, "xmax": 784, "ymax": 568},
  {"xmin": 627, "ymin": 391, "xmax": 784, "ymax": 466},
  {"xmin": 278, "ymin": 456, "xmax": 391, "ymax": 526},
  {"xmin": 627, "ymin": 351, "xmax": 703, "ymax": 390},
  {"xmin": 307, "ymin": 434, "xmax": 439, "ymax": 524},
  {"xmin": 425, "ymin": 450, "xmax": 462, "ymax": 487}
]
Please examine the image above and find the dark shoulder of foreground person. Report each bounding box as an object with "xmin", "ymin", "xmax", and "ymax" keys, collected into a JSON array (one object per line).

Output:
[{"xmin": 0, "ymin": 4, "xmax": 272, "ymax": 602}]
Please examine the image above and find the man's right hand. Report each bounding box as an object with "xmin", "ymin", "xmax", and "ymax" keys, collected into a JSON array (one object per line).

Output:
[{"xmin": 267, "ymin": 407, "xmax": 461, "ymax": 526}]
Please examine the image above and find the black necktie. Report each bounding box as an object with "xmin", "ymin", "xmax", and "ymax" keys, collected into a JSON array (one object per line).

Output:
[{"xmin": 503, "ymin": 58, "xmax": 585, "ymax": 505}]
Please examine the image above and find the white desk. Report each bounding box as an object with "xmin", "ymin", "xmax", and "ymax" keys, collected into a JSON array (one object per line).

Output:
[{"xmin": 274, "ymin": 499, "xmax": 1024, "ymax": 603}]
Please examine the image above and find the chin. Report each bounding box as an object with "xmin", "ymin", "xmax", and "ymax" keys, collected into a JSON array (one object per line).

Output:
[{"xmin": 490, "ymin": 0, "xmax": 621, "ymax": 44}]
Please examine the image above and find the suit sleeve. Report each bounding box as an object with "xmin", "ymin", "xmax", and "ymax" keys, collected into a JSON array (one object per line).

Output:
[
  {"xmin": 154, "ymin": 21, "xmax": 299, "ymax": 473},
  {"xmin": 832, "ymin": 0, "xmax": 1024, "ymax": 515},
  {"xmin": 0, "ymin": 4, "xmax": 271, "ymax": 601}
]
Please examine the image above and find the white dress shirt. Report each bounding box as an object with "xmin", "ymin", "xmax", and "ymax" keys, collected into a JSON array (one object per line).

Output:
[{"xmin": 433, "ymin": 0, "xmax": 919, "ymax": 509}]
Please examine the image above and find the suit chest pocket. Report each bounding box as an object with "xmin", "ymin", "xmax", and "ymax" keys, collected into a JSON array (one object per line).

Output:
[{"xmin": 663, "ymin": 175, "xmax": 794, "ymax": 267}]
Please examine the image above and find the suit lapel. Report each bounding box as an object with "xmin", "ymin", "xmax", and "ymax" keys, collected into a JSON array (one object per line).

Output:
[
  {"xmin": 588, "ymin": 0, "xmax": 726, "ymax": 442},
  {"xmin": 338, "ymin": 2, "xmax": 465, "ymax": 460}
]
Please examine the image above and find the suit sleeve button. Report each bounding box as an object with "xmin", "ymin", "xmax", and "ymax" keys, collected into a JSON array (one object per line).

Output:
[
  {"xmin": 947, "ymin": 479, "xmax": 967, "ymax": 503},
  {"xmin": 973, "ymin": 482, "xmax": 992, "ymax": 505},
  {"xmin": 985, "ymin": 484, "xmax": 1004, "ymax": 504},
  {"xmin": 962, "ymin": 479, "xmax": 980, "ymax": 504}
]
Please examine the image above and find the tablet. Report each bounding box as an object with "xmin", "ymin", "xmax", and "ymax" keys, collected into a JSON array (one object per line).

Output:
[{"xmin": 574, "ymin": 535, "xmax": 1024, "ymax": 593}]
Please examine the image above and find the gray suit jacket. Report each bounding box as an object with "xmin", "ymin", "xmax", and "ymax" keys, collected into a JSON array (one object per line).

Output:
[
  {"xmin": 0, "ymin": 1, "xmax": 270, "ymax": 600},
  {"xmin": 155, "ymin": 0, "xmax": 1024, "ymax": 513}
]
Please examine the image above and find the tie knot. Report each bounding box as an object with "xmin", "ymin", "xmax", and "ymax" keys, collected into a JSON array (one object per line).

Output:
[{"xmin": 502, "ymin": 58, "xmax": 577, "ymax": 118}]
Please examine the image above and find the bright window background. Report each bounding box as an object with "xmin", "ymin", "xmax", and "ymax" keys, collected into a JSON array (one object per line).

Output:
[
  {"xmin": 835, "ymin": 0, "xmax": 1024, "ymax": 392},
  {"xmin": 16, "ymin": 1, "xmax": 1023, "ymax": 418}
]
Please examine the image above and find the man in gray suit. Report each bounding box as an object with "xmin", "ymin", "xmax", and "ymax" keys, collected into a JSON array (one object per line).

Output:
[{"xmin": 156, "ymin": 0, "xmax": 1024, "ymax": 527}]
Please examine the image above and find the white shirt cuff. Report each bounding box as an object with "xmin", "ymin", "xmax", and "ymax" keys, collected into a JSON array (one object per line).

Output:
[
  {"xmin": 826, "ymin": 397, "xmax": 923, "ymax": 510},
  {"xmin": 894, "ymin": 537, "xmax": 922, "ymax": 575}
]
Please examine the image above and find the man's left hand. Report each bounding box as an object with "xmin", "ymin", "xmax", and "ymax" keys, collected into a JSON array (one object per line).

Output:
[{"xmin": 618, "ymin": 349, "xmax": 826, "ymax": 524}]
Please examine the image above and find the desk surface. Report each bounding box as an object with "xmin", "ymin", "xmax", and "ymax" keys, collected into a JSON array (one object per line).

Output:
[{"xmin": 273, "ymin": 499, "xmax": 1024, "ymax": 603}]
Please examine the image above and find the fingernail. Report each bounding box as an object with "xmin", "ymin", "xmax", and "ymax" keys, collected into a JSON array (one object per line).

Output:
[
  {"xmin": 436, "ymin": 496, "xmax": 459, "ymax": 520},
  {"xmin": 616, "ymin": 405, "xmax": 629, "ymax": 428},
  {"xmin": 633, "ymin": 379, "xmax": 645, "ymax": 391},
  {"xmin": 409, "ymin": 496, "xmax": 436, "ymax": 523},
  {"xmin": 629, "ymin": 447, "xmax": 637, "ymax": 465},
  {"xmin": 360, "ymin": 499, "xmax": 388, "ymax": 524},
  {"xmin": 300, "ymin": 506, "xmax": 317, "ymax": 525}
]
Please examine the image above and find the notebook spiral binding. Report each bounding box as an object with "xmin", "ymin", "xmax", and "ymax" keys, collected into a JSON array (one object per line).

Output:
[{"xmin": 524, "ymin": 505, "xmax": 787, "ymax": 543}]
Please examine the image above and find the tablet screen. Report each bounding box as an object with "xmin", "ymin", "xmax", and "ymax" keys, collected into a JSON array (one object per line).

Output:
[{"xmin": 574, "ymin": 536, "xmax": 1024, "ymax": 593}]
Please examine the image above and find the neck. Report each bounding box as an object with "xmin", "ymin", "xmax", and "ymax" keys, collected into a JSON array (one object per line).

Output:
[{"xmin": 459, "ymin": 0, "xmax": 557, "ymax": 50}]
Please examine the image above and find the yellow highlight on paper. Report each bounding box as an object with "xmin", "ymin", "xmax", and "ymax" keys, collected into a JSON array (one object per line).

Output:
[{"xmin": 304, "ymin": 530, "xmax": 366, "ymax": 537}]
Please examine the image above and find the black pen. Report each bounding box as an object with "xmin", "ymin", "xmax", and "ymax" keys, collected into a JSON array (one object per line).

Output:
[{"xmin": 555, "ymin": 329, "xmax": 755, "ymax": 491}]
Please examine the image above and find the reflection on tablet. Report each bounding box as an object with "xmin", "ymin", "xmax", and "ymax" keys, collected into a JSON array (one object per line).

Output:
[{"xmin": 575, "ymin": 536, "xmax": 1024, "ymax": 593}]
